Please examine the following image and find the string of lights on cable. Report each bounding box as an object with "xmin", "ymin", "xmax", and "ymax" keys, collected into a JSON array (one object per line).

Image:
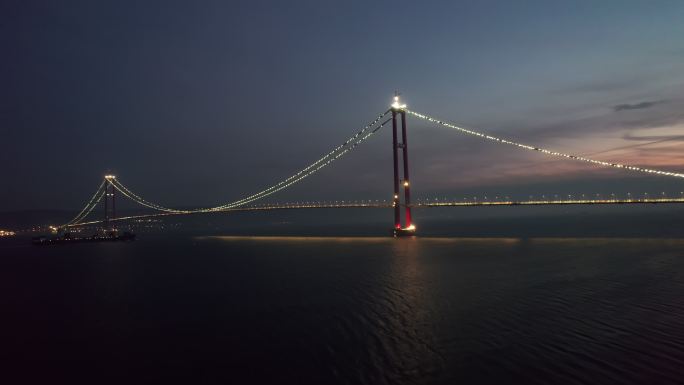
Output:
[
  {"xmin": 407, "ymin": 110, "xmax": 684, "ymax": 179},
  {"xmin": 111, "ymin": 115, "xmax": 392, "ymax": 214},
  {"xmin": 63, "ymin": 180, "xmax": 106, "ymax": 226},
  {"xmin": 63, "ymin": 111, "xmax": 392, "ymax": 226}
]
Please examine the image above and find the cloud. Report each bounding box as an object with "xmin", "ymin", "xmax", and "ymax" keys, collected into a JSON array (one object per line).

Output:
[
  {"xmin": 622, "ymin": 133, "xmax": 684, "ymax": 142},
  {"xmin": 561, "ymin": 79, "xmax": 640, "ymax": 94},
  {"xmin": 613, "ymin": 100, "xmax": 665, "ymax": 112},
  {"xmin": 494, "ymin": 96, "xmax": 683, "ymax": 143}
]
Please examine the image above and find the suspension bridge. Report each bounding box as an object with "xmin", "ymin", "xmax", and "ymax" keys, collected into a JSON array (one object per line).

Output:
[{"xmin": 55, "ymin": 96, "xmax": 684, "ymax": 237}]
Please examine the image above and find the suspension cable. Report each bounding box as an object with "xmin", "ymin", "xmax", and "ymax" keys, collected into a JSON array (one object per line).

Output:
[
  {"xmin": 208, "ymin": 116, "xmax": 394, "ymax": 210},
  {"xmin": 105, "ymin": 111, "xmax": 391, "ymax": 214},
  {"xmin": 408, "ymin": 110, "xmax": 684, "ymax": 179},
  {"xmin": 72, "ymin": 188, "xmax": 106, "ymax": 225},
  {"xmin": 62, "ymin": 189, "xmax": 105, "ymax": 227},
  {"xmin": 63, "ymin": 180, "xmax": 106, "ymax": 226},
  {"xmin": 110, "ymin": 178, "xmax": 190, "ymax": 213},
  {"xmin": 210, "ymin": 110, "xmax": 391, "ymax": 210}
]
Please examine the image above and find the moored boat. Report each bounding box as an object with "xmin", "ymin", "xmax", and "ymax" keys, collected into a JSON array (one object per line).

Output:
[{"xmin": 32, "ymin": 230, "xmax": 135, "ymax": 245}]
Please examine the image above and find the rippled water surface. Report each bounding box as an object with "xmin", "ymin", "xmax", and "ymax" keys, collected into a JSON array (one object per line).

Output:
[{"xmin": 2, "ymin": 236, "xmax": 684, "ymax": 384}]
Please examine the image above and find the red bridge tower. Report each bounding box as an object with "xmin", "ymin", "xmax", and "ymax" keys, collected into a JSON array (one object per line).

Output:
[
  {"xmin": 390, "ymin": 95, "xmax": 416, "ymax": 237},
  {"xmin": 104, "ymin": 175, "xmax": 117, "ymax": 230}
]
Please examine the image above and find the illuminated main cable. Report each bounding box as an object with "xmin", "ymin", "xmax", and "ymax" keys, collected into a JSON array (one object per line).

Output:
[
  {"xmin": 209, "ymin": 116, "xmax": 393, "ymax": 209},
  {"xmin": 110, "ymin": 178, "xmax": 190, "ymax": 213},
  {"xmin": 63, "ymin": 180, "xmax": 106, "ymax": 226},
  {"xmin": 72, "ymin": 189, "xmax": 106, "ymax": 225},
  {"xmin": 97, "ymin": 112, "xmax": 391, "ymax": 215},
  {"xmin": 408, "ymin": 110, "xmax": 684, "ymax": 179},
  {"xmin": 210, "ymin": 111, "xmax": 390, "ymax": 210}
]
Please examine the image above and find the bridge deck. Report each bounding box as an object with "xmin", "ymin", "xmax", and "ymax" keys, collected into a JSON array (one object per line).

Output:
[{"xmin": 64, "ymin": 198, "xmax": 684, "ymax": 228}]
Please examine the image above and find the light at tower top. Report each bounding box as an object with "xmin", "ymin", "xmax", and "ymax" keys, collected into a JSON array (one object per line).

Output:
[{"xmin": 391, "ymin": 95, "xmax": 406, "ymax": 110}]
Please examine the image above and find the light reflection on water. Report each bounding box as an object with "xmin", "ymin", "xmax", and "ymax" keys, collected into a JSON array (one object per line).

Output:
[
  {"xmin": 195, "ymin": 236, "xmax": 684, "ymax": 384},
  {"xmin": 2, "ymin": 236, "xmax": 684, "ymax": 384}
]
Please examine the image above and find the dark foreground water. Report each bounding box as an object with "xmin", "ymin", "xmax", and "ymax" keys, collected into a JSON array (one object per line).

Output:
[{"xmin": 2, "ymin": 235, "xmax": 684, "ymax": 384}]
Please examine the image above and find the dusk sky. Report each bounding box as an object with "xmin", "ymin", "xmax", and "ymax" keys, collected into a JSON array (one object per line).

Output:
[{"xmin": 3, "ymin": 0, "xmax": 684, "ymax": 211}]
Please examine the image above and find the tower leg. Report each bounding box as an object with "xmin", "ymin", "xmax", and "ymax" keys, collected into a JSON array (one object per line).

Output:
[
  {"xmin": 389, "ymin": 95, "xmax": 415, "ymax": 237},
  {"xmin": 392, "ymin": 110, "xmax": 401, "ymax": 229},
  {"xmin": 104, "ymin": 181, "xmax": 109, "ymax": 228},
  {"xmin": 112, "ymin": 183, "xmax": 116, "ymax": 227},
  {"xmin": 401, "ymin": 111, "xmax": 412, "ymax": 227}
]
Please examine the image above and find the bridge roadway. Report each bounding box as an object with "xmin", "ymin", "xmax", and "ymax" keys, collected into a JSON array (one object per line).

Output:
[{"xmin": 66, "ymin": 197, "xmax": 684, "ymax": 228}]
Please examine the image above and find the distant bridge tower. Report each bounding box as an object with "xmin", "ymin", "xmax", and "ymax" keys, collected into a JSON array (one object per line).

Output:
[
  {"xmin": 390, "ymin": 95, "xmax": 415, "ymax": 237},
  {"xmin": 104, "ymin": 175, "xmax": 116, "ymax": 229}
]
